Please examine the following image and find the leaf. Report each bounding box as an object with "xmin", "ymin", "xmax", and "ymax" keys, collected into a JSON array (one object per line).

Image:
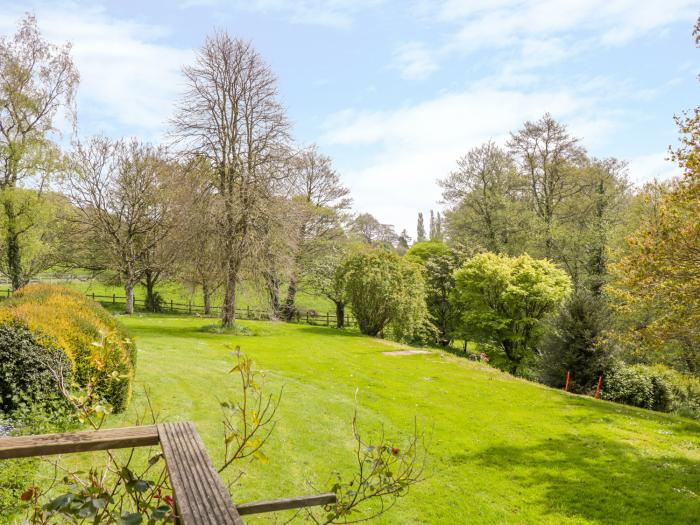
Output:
[
  {"xmin": 117, "ymin": 513, "xmax": 144, "ymax": 525},
  {"xmin": 253, "ymin": 450, "xmax": 269, "ymax": 464},
  {"xmin": 43, "ymin": 493, "xmax": 74, "ymax": 511},
  {"xmin": 126, "ymin": 480, "xmax": 150, "ymax": 493}
]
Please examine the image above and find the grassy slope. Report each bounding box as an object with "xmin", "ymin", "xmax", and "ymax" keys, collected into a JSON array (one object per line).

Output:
[{"xmin": 106, "ymin": 316, "xmax": 699, "ymax": 524}]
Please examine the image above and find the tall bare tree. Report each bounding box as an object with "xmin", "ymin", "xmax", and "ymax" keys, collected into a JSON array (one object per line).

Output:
[
  {"xmin": 281, "ymin": 145, "xmax": 350, "ymax": 320},
  {"xmin": 171, "ymin": 32, "xmax": 289, "ymax": 327},
  {"xmin": 0, "ymin": 14, "xmax": 78, "ymax": 288},
  {"xmin": 508, "ymin": 113, "xmax": 586, "ymax": 258},
  {"xmin": 67, "ymin": 137, "xmax": 177, "ymax": 314}
]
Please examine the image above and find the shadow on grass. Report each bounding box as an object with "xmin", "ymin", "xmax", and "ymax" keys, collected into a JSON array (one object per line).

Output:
[{"xmin": 469, "ymin": 433, "xmax": 700, "ymax": 524}]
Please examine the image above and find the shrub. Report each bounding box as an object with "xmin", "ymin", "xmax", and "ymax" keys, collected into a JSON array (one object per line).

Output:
[
  {"xmin": 602, "ymin": 362, "xmax": 700, "ymax": 417},
  {"xmin": 539, "ymin": 290, "xmax": 613, "ymax": 393},
  {"xmin": 0, "ymin": 284, "xmax": 136, "ymax": 412},
  {"xmin": 0, "ymin": 323, "xmax": 72, "ymax": 412},
  {"xmin": 341, "ymin": 250, "xmax": 429, "ymax": 342}
]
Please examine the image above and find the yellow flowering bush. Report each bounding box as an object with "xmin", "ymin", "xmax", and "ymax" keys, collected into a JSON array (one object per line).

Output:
[{"xmin": 0, "ymin": 284, "xmax": 135, "ymax": 412}]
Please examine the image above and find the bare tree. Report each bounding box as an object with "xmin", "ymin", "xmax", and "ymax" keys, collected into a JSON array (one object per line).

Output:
[
  {"xmin": 508, "ymin": 113, "xmax": 586, "ymax": 257},
  {"xmin": 281, "ymin": 145, "xmax": 350, "ymax": 320},
  {"xmin": 171, "ymin": 32, "xmax": 289, "ymax": 327},
  {"xmin": 350, "ymin": 213, "xmax": 397, "ymax": 246},
  {"xmin": 0, "ymin": 14, "xmax": 78, "ymax": 288},
  {"xmin": 439, "ymin": 141, "xmax": 528, "ymax": 254},
  {"xmin": 67, "ymin": 137, "xmax": 177, "ymax": 314}
]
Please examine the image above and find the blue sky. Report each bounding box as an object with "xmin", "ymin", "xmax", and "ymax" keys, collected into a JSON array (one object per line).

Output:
[{"xmin": 1, "ymin": 1, "xmax": 698, "ymax": 235}]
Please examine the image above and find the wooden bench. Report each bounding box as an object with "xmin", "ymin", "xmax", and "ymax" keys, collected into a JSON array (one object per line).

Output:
[{"xmin": 0, "ymin": 422, "xmax": 336, "ymax": 524}]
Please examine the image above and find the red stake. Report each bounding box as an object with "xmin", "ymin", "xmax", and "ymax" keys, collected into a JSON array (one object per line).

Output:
[
  {"xmin": 564, "ymin": 370, "xmax": 570, "ymax": 392},
  {"xmin": 594, "ymin": 375, "xmax": 603, "ymax": 399}
]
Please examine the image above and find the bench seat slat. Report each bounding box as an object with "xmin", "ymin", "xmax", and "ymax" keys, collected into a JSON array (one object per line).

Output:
[
  {"xmin": 158, "ymin": 422, "xmax": 243, "ymax": 525},
  {"xmin": 0, "ymin": 425, "xmax": 160, "ymax": 459}
]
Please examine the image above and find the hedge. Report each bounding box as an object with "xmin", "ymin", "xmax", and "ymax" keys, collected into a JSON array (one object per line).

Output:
[
  {"xmin": 0, "ymin": 284, "xmax": 136, "ymax": 412},
  {"xmin": 602, "ymin": 362, "xmax": 700, "ymax": 418}
]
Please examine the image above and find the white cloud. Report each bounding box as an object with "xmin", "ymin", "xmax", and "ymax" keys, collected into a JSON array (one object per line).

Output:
[
  {"xmin": 181, "ymin": 0, "xmax": 384, "ymax": 27},
  {"xmin": 404, "ymin": 0, "xmax": 697, "ymax": 81},
  {"xmin": 627, "ymin": 153, "xmax": 681, "ymax": 186},
  {"xmin": 0, "ymin": 5, "xmax": 192, "ymax": 141},
  {"xmin": 322, "ymin": 86, "xmax": 616, "ymax": 232},
  {"xmin": 392, "ymin": 42, "xmax": 439, "ymax": 80}
]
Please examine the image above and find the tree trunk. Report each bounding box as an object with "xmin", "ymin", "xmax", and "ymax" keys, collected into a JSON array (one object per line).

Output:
[
  {"xmin": 125, "ymin": 279, "xmax": 135, "ymax": 315},
  {"xmin": 335, "ymin": 301, "xmax": 345, "ymax": 329},
  {"xmin": 3, "ymin": 198, "xmax": 24, "ymax": 290},
  {"xmin": 202, "ymin": 280, "xmax": 211, "ymax": 315},
  {"xmin": 265, "ymin": 271, "xmax": 281, "ymax": 318},
  {"xmin": 281, "ymin": 274, "xmax": 298, "ymax": 321},
  {"xmin": 221, "ymin": 262, "xmax": 238, "ymax": 327},
  {"xmin": 144, "ymin": 270, "xmax": 158, "ymax": 312}
]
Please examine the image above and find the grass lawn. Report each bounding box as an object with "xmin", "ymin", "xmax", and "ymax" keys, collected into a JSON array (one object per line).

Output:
[{"xmin": 80, "ymin": 316, "xmax": 699, "ymax": 523}]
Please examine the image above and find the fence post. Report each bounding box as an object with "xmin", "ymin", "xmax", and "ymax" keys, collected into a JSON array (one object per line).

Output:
[
  {"xmin": 6, "ymin": 289, "xmax": 9, "ymax": 297},
  {"xmin": 170, "ymin": 299, "xmax": 173, "ymax": 313},
  {"xmin": 247, "ymin": 305, "xmax": 251, "ymax": 319},
  {"xmin": 188, "ymin": 301, "xmax": 192, "ymax": 314},
  {"xmin": 92, "ymin": 292, "xmax": 95, "ymax": 301},
  {"xmin": 112, "ymin": 294, "xmax": 116, "ymax": 305},
  {"xmin": 306, "ymin": 312, "xmax": 309, "ymax": 324},
  {"xmin": 326, "ymin": 312, "xmax": 329, "ymax": 326}
]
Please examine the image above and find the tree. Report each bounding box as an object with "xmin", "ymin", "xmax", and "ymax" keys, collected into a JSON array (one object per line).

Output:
[
  {"xmin": 396, "ymin": 229, "xmax": 411, "ymax": 256},
  {"xmin": 171, "ymin": 32, "xmax": 290, "ymax": 327},
  {"xmin": 440, "ymin": 141, "xmax": 528, "ymax": 254},
  {"xmin": 67, "ymin": 137, "xmax": 177, "ymax": 314},
  {"xmin": 405, "ymin": 241, "xmax": 460, "ymax": 344},
  {"xmin": 0, "ymin": 14, "xmax": 79, "ymax": 289},
  {"xmin": 508, "ymin": 114, "xmax": 586, "ymax": 258},
  {"xmin": 304, "ymin": 241, "xmax": 351, "ymax": 328},
  {"xmin": 349, "ymin": 213, "xmax": 396, "ymax": 246},
  {"xmin": 341, "ymin": 249, "xmax": 428, "ymax": 340},
  {"xmin": 452, "ymin": 252, "xmax": 571, "ymax": 373},
  {"xmin": 607, "ymin": 18, "xmax": 700, "ymax": 374},
  {"xmin": 281, "ymin": 145, "xmax": 350, "ymax": 320},
  {"xmin": 539, "ymin": 290, "xmax": 612, "ymax": 392},
  {"xmin": 416, "ymin": 212, "xmax": 426, "ymax": 242}
]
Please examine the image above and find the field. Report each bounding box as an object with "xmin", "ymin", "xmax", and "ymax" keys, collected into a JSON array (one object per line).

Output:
[{"xmin": 93, "ymin": 315, "xmax": 700, "ymax": 524}]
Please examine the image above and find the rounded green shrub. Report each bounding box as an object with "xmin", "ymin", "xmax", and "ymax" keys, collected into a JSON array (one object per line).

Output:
[
  {"xmin": 0, "ymin": 323, "xmax": 72, "ymax": 412},
  {"xmin": 601, "ymin": 362, "xmax": 699, "ymax": 417}
]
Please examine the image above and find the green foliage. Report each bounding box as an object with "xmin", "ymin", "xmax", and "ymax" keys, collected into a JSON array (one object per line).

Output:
[
  {"xmin": 405, "ymin": 241, "xmax": 461, "ymax": 343},
  {"xmin": 452, "ymin": 252, "xmax": 572, "ymax": 373},
  {"xmin": 342, "ymin": 249, "xmax": 428, "ymax": 341},
  {"xmin": 602, "ymin": 362, "xmax": 700, "ymax": 417},
  {"xmin": 0, "ymin": 323, "xmax": 72, "ymax": 411},
  {"xmin": 539, "ymin": 290, "xmax": 612, "ymax": 393},
  {"xmin": 0, "ymin": 284, "xmax": 136, "ymax": 412}
]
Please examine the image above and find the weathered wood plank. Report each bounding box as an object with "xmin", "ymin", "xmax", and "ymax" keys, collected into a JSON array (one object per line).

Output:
[
  {"xmin": 158, "ymin": 422, "xmax": 243, "ymax": 525},
  {"xmin": 0, "ymin": 425, "xmax": 160, "ymax": 459},
  {"xmin": 237, "ymin": 492, "xmax": 337, "ymax": 515}
]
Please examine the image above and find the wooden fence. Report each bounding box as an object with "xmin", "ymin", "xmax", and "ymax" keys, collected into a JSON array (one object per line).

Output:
[{"xmin": 0, "ymin": 288, "xmax": 357, "ymax": 328}]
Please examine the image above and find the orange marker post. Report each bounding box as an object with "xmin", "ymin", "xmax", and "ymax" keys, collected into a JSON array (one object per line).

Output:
[
  {"xmin": 564, "ymin": 370, "xmax": 570, "ymax": 392},
  {"xmin": 594, "ymin": 375, "xmax": 603, "ymax": 399}
]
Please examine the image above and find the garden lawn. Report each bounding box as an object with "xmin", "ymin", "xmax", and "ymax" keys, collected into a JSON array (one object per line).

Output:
[{"xmin": 107, "ymin": 316, "xmax": 698, "ymax": 524}]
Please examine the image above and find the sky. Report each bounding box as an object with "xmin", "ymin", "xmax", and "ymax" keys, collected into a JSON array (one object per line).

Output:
[{"xmin": 1, "ymin": 0, "xmax": 698, "ymax": 236}]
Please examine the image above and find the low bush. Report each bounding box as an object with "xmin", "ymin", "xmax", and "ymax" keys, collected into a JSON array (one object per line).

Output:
[
  {"xmin": 0, "ymin": 324, "xmax": 72, "ymax": 412},
  {"xmin": 602, "ymin": 362, "xmax": 700, "ymax": 417},
  {"xmin": 0, "ymin": 284, "xmax": 136, "ymax": 412}
]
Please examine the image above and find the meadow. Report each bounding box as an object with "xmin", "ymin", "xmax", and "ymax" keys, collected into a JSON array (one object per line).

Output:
[{"xmin": 97, "ymin": 315, "xmax": 700, "ymax": 524}]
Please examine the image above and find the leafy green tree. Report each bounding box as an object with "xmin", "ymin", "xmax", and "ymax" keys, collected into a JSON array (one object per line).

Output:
[
  {"xmin": 452, "ymin": 252, "xmax": 571, "ymax": 373},
  {"xmin": 440, "ymin": 141, "xmax": 530, "ymax": 254},
  {"xmin": 539, "ymin": 290, "xmax": 612, "ymax": 392},
  {"xmin": 405, "ymin": 241, "xmax": 460, "ymax": 344},
  {"xmin": 0, "ymin": 14, "xmax": 78, "ymax": 289},
  {"xmin": 304, "ymin": 240, "xmax": 352, "ymax": 328},
  {"xmin": 342, "ymin": 249, "xmax": 428, "ymax": 340},
  {"xmin": 607, "ymin": 19, "xmax": 700, "ymax": 374}
]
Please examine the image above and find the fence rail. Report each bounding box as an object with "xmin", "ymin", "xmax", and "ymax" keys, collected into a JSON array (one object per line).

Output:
[{"xmin": 0, "ymin": 288, "xmax": 356, "ymax": 328}]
